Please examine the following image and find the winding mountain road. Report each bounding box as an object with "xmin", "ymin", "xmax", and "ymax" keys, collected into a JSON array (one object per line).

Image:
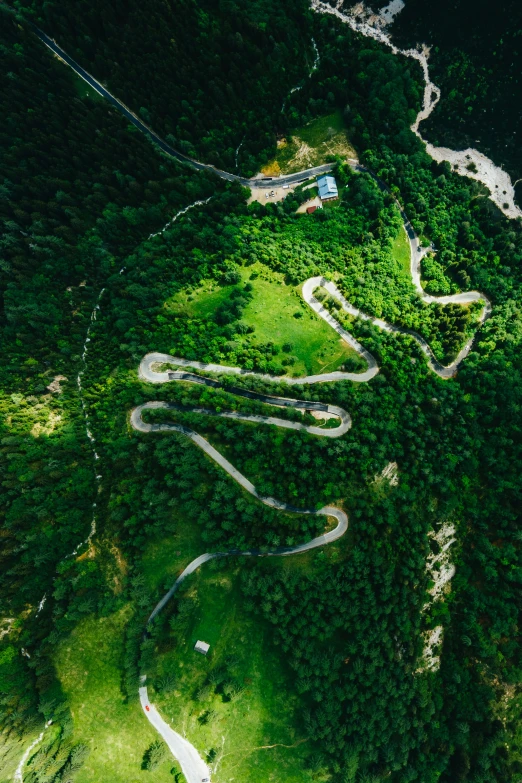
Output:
[
  {"xmin": 26, "ymin": 16, "xmax": 493, "ymax": 781},
  {"xmin": 305, "ymin": 273, "xmax": 491, "ymax": 380},
  {"xmin": 132, "ymin": 203, "xmax": 491, "ymax": 780},
  {"xmin": 14, "ymin": 12, "xmax": 496, "ymax": 783},
  {"xmin": 132, "ymin": 374, "xmax": 349, "ymax": 783},
  {"xmin": 402, "ymin": 217, "xmax": 492, "ymax": 374},
  {"xmin": 140, "ymin": 263, "xmax": 490, "ymax": 386},
  {"xmin": 25, "ymin": 22, "xmax": 491, "ymax": 763}
]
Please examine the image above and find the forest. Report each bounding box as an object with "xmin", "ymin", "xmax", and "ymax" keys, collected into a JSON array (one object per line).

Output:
[
  {"xmin": 1, "ymin": 1, "xmax": 522, "ymax": 782},
  {"xmin": 14, "ymin": 0, "xmax": 315, "ymax": 175}
]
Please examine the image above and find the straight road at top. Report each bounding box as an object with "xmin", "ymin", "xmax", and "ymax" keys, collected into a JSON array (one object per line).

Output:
[{"xmin": 33, "ymin": 25, "xmax": 342, "ymax": 190}]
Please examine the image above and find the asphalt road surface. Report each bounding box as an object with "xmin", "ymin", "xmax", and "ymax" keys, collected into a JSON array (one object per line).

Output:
[
  {"xmin": 132, "ymin": 328, "xmax": 358, "ymax": 782},
  {"xmin": 139, "ymin": 683, "xmax": 211, "ymax": 783},
  {"xmin": 131, "ymin": 374, "xmax": 349, "ymax": 783},
  {"xmin": 132, "ymin": 230, "xmax": 491, "ymax": 780},
  {"xmin": 33, "ymin": 25, "xmax": 348, "ymax": 190}
]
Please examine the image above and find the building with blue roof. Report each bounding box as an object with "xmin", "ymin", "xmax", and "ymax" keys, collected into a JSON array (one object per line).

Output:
[{"xmin": 317, "ymin": 175, "xmax": 338, "ymax": 201}]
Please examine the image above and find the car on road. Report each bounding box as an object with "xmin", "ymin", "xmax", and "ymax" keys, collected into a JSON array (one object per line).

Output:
[{"xmin": 145, "ymin": 705, "xmax": 150, "ymax": 712}]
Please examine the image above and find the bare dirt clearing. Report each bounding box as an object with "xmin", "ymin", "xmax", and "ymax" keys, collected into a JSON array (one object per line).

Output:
[{"xmin": 261, "ymin": 111, "xmax": 357, "ymax": 176}]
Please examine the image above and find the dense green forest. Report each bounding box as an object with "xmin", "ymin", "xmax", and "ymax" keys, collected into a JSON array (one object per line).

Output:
[
  {"xmin": 1, "ymin": 1, "xmax": 522, "ymax": 782},
  {"xmin": 14, "ymin": 0, "xmax": 315, "ymax": 175},
  {"xmin": 0, "ymin": 7, "xmax": 219, "ymax": 778}
]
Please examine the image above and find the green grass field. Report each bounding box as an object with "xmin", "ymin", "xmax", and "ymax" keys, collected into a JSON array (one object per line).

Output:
[
  {"xmin": 69, "ymin": 70, "xmax": 104, "ymax": 102},
  {"xmin": 54, "ymin": 608, "xmax": 174, "ymax": 783},
  {"xmin": 391, "ymin": 223, "xmax": 411, "ymax": 276},
  {"xmin": 166, "ymin": 262, "xmax": 364, "ymax": 376},
  {"xmin": 143, "ymin": 558, "xmax": 323, "ymax": 783},
  {"xmin": 261, "ymin": 111, "xmax": 357, "ymax": 176}
]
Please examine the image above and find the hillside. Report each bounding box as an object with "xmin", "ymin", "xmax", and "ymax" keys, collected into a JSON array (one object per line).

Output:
[{"xmin": 2, "ymin": 2, "xmax": 522, "ymax": 783}]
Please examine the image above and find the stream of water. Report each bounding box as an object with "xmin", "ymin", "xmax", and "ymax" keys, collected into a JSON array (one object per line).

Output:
[
  {"xmin": 14, "ymin": 722, "xmax": 52, "ymax": 783},
  {"xmin": 148, "ymin": 197, "xmax": 213, "ymax": 239},
  {"xmin": 310, "ymin": 0, "xmax": 522, "ymax": 220},
  {"xmin": 282, "ymin": 36, "xmax": 321, "ymax": 113}
]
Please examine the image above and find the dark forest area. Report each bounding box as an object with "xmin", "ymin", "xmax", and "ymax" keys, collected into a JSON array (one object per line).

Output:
[{"xmin": 15, "ymin": 0, "xmax": 315, "ymax": 174}]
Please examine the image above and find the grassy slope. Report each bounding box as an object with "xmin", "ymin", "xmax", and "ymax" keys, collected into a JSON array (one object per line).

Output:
[
  {"xmin": 261, "ymin": 111, "xmax": 357, "ymax": 176},
  {"xmin": 54, "ymin": 608, "xmax": 174, "ymax": 783},
  {"xmin": 166, "ymin": 262, "xmax": 361, "ymax": 376},
  {"xmin": 142, "ymin": 557, "xmax": 320, "ymax": 783},
  {"xmin": 391, "ymin": 223, "xmax": 411, "ymax": 277},
  {"xmin": 142, "ymin": 515, "xmax": 206, "ymax": 593},
  {"xmin": 138, "ymin": 515, "xmax": 354, "ymax": 783}
]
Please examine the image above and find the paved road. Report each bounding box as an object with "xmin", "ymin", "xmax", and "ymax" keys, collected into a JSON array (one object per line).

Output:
[
  {"xmin": 131, "ymin": 398, "xmax": 351, "ymax": 783},
  {"xmin": 131, "ymin": 378, "xmax": 349, "ymax": 783},
  {"xmin": 32, "ymin": 24, "xmax": 342, "ymax": 190},
  {"xmin": 131, "ymin": 374, "xmax": 349, "ymax": 783},
  {"xmin": 401, "ymin": 216, "xmax": 492, "ymax": 376},
  {"xmin": 139, "ymin": 343, "xmax": 376, "ymax": 386},
  {"xmin": 132, "ymin": 398, "xmax": 351, "ymax": 440},
  {"xmin": 133, "ymin": 229, "xmax": 492, "ymax": 780},
  {"xmin": 24, "ymin": 16, "xmax": 494, "ymax": 783},
  {"xmin": 305, "ymin": 275, "xmax": 491, "ymax": 380},
  {"xmin": 139, "ymin": 683, "xmax": 211, "ymax": 783},
  {"xmin": 141, "ymin": 260, "xmax": 490, "ymax": 385}
]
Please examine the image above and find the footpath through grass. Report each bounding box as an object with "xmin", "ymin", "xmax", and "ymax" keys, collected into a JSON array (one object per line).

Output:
[
  {"xmin": 167, "ymin": 262, "xmax": 363, "ymax": 376},
  {"xmin": 261, "ymin": 111, "xmax": 357, "ymax": 176},
  {"xmin": 54, "ymin": 607, "xmax": 174, "ymax": 783}
]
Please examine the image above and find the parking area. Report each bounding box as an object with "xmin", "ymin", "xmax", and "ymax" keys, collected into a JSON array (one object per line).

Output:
[{"xmin": 247, "ymin": 181, "xmax": 298, "ymax": 205}]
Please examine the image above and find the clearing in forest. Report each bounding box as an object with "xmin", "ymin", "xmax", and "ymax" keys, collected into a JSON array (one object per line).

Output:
[
  {"xmin": 166, "ymin": 262, "xmax": 364, "ymax": 376},
  {"xmin": 141, "ymin": 547, "xmax": 319, "ymax": 783},
  {"xmin": 54, "ymin": 608, "xmax": 175, "ymax": 783},
  {"xmin": 391, "ymin": 223, "xmax": 411, "ymax": 276},
  {"xmin": 261, "ymin": 111, "xmax": 357, "ymax": 176}
]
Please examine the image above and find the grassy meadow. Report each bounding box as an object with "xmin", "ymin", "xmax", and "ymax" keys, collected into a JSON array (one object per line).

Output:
[
  {"xmin": 391, "ymin": 223, "xmax": 411, "ymax": 277},
  {"xmin": 142, "ymin": 557, "xmax": 323, "ymax": 783},
  {"xmin": 53, "ymin": 608, "xmax": 175, "ymax": 783},
  {"xmin": 166, "ymin": 262, "xmax": 363, "ymax": 376}
]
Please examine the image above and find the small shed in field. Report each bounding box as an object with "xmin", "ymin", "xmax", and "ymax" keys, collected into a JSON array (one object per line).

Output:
[{"xmin": 194, "ymin": 640, "xmax": 210, "ymax": 655}]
